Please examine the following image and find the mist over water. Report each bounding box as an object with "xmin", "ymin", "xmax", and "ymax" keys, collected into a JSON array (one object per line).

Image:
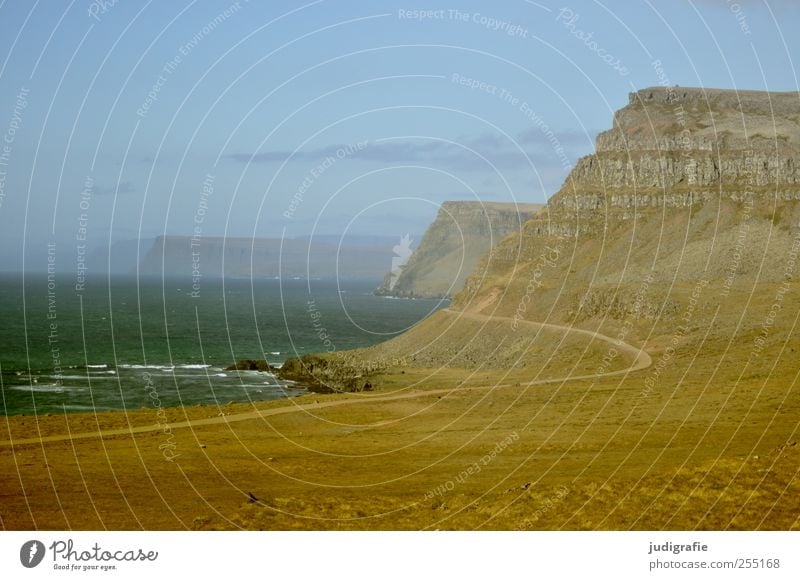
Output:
[{"xmin": 0, "ymin": 274, "xmax": 446, "ymax": 415}]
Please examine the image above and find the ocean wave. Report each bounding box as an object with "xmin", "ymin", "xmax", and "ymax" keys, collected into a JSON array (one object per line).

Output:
[
  {"xmin": 10, "ymin": 384, "xmax": 86, "ymax": 393},
  {"xmin": 118, "ymin": 364, "xmax": 174, "ymax": 370},
  {"xmin": 118, "ymin": 363, "xmax": 209, "ymax": 371},
  {"xmin": 45, "ymin": 374, "xmax": 117, "ymax": 381},
  {"xmin": 230, "ymin": 369, "xmax": 270, "ymax": 375}
]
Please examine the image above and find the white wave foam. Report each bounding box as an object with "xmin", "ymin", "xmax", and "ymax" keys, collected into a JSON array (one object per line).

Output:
[
  {"xmin": 11, "ymin": 384, "xmax": 86, "ymax": 393},
  {"xmin": 47, "ymin": 374, "xmax": 101, "ymax": 380},
  {"xmin": 119, "ymin": 364, "xmax": 173, "ymax": 370},
  {"xmin": 61, "ymin": 404, "xmax": 108, "ymax": 411}
]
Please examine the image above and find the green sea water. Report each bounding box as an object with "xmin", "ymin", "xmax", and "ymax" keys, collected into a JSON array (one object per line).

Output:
[{"xmin": 0, "ymin": 274, "xmax": 446, "ymax": 415}]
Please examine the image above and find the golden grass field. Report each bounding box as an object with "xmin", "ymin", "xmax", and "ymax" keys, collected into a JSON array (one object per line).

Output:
[{"xmin": 1, "ymin": 279, "xmax": 797, "ymax": 530}]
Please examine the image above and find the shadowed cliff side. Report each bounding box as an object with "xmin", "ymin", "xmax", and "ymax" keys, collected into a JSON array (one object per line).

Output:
[{"xmin": 375, "ymin": 201, "xmax": 542, "ymax": 299}]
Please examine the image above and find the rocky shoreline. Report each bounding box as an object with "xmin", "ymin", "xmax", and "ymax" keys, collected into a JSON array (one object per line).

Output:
[{"xmin": 227, "ymin": 355, "xmax": 378, "ymax": 394}]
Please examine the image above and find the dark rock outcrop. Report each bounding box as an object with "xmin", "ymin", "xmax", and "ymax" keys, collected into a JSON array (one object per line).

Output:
[
  {"xmin": 277, "ymin": 355, "xmax": 376, "ymax": 394},
  {"xmin": 225, "ymin": 359, "xmax": 276, "ymax": 372}
]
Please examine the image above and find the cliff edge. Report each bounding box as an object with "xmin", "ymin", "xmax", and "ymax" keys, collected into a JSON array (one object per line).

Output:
[{"xmin": 374, "ymin": 201, "xmax": 542, "ymax": 298}]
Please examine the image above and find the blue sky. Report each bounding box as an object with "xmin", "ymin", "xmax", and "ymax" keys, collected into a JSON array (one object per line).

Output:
[{"xmin": 0, "ymin": 0, "xmax": 798, "ymax": 268}]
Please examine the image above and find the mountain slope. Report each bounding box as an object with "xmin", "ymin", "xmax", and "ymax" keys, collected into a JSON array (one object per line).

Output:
[{"xmin": 309, "ymin": 86, "xmax": 800, "ymax": 378}]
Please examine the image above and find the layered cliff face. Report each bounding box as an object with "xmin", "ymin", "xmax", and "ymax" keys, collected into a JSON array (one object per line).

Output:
[
  {"xmin": 550, "ymin": 88, "xmax": 800, "ymax": 212},
  {"xmin": 138, "ymin": 236, "xmax": 396, "ymax": 280},
  {"xmin": 454, "ymin": 86, "xmax": 800, "ymax": 325},
  {"xmin": 550, "ymin": 88, "xmax": 799, "ymax": 213},
  {"xmin": 375, "ymin": 201, "xmax": 542, "ymax": 298}
]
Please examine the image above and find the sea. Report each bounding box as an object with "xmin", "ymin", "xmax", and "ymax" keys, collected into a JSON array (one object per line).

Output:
[{"xmin": 0, "ymin": 274, "xmax": 446, "ymax": 415}]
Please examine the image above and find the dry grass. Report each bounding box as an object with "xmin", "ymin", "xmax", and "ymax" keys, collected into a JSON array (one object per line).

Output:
[
  {"xmin": 2, "ymin": 193, "xmax": 798, "ymax": 530},
  {"xmin": 1, "ymin": 323, "xmax": 797, "ymax": 530}
]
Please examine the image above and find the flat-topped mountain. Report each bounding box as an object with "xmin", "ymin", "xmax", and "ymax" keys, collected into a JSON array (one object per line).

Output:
[
  {"xmin": 553, "ymin": 86, "xmax": 800, "ymax": 214},
  {"xmin": 599, "ymin": 86, "xmax": 800, "ymax": 152},
  {"xmin": 374, "ymin": 201, "xmax": 542, "ymax": 298},
  {"xmin": 138, "ymin": 235, "xmax": 397, "ymax": 280}
]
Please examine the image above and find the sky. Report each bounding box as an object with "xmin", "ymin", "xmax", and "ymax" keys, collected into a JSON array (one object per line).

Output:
[{"xmin": 0, "ymin": 0, "xmax": 798, "ymax": 270}]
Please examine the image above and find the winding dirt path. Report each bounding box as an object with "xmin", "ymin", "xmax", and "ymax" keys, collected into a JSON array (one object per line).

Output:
[
  {"xmin": 1, "ymin": 310, "xmax": 651, "ymax": 447},
  {"xmin": 452, "ymin": 309, "xmax": 652, "ymax": 376}
]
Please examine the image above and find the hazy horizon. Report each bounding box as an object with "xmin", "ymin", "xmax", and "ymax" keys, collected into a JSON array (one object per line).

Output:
[{"xmin": 1, "ymin": 0, "xmax": 798, "ymax": 273}]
